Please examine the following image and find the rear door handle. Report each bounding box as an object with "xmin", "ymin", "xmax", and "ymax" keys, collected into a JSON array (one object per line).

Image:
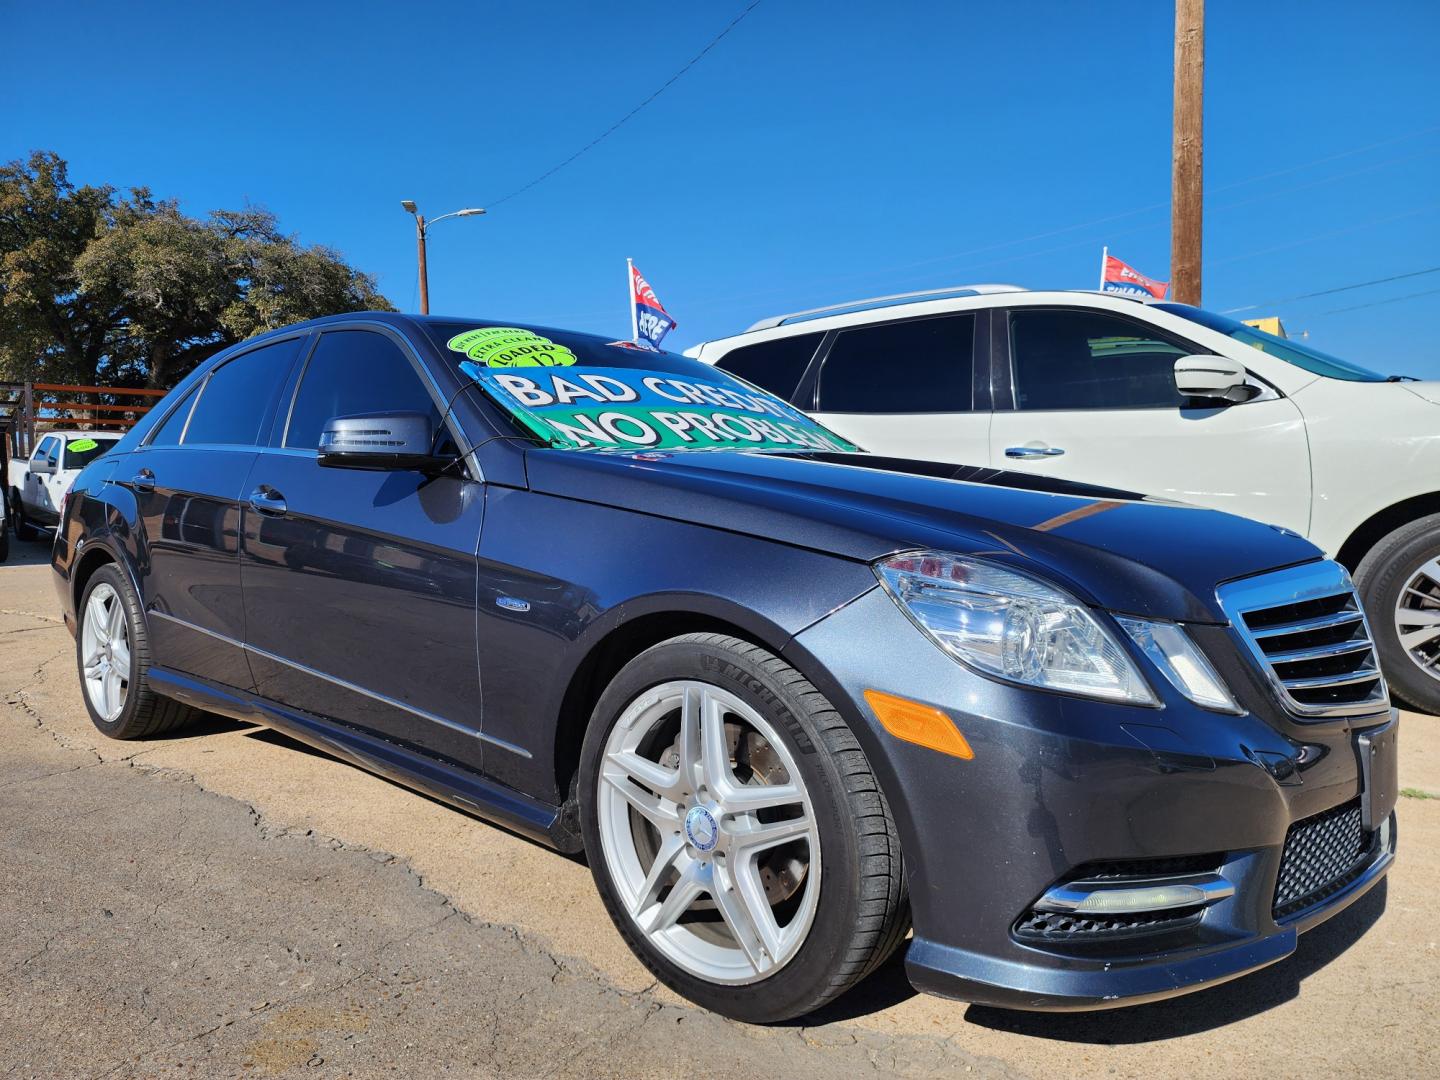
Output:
[
  {"xmin": 1005, "ymin": 446, "xmax": 1066, "ymax": 459},
  {"xmin": 131, "ymin": 468, "xmax": 156, "ymax": 492},
  {"xmin": 247, "ymin": 486, "xmax": 287, "ymax": 516}
]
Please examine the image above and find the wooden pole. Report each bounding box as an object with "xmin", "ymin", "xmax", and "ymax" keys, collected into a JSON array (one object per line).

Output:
[
  {"xmin": 416, "ymin": 214, "xmax": 430, "ymax": 315},
  {"xmin": 1171, "ymin": 0, "xmax": 1204, "ymax": 305}
]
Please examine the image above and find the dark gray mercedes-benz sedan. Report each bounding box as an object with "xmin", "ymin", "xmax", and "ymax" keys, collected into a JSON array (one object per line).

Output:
[{"xmin": 52, "ymin": 312, "xmax": 1397, "ymax": 1021}]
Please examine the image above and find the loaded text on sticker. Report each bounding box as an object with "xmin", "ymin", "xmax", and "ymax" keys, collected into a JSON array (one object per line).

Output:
[{"xmin": 446, "ymin": 327, "xmax": 577, "ymax": 368}]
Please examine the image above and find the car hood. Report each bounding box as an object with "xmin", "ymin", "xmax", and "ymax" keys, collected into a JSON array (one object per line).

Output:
[
  {"xmin": 1400, "ymin": 381, "xmax": 1440, "ymax": 406},
  {"xmin": 523, "ymin": 449, "xmax": 1322, "ymax": 623}
]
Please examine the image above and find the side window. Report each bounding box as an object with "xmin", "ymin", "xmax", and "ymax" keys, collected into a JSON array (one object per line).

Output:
[
  {"xmin": 1010, "ymin": 310, "xmax": 1192, "ymax": 411},
  {"xmin": 818, "ymin": 315, "xmax": 975, "ymax": 413},
  {"xmin": 182, "ymin": 338, "xmax": 303, "ymax": 445},
  {"xmin": 284, "ymin": 330, "xmax": 441, "ymax": 450},
  {"xmin": 33, "ymin": 436, "xmax": 59, "ymax": 467},
  {"xmin": 714, "ymin": 332, "xmax": 824, "ymax": 401},
  {"xmin": 148, "ymin": 383, "xmax": 201, "ymax": 446}
]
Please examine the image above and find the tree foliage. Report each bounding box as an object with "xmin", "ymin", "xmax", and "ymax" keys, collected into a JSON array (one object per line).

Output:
[{"xmin": 1, "ymin": 151, "xmax": 393, "ymax": 388}]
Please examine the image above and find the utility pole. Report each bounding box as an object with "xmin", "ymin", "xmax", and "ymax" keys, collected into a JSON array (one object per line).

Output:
[
  {"xmin": 1171, "ymin": 0, "xmax": 1204, "ymax": 305},
  {"xmin": 400, "ymin": 201, "xmax": 486, "ymax": 316}
]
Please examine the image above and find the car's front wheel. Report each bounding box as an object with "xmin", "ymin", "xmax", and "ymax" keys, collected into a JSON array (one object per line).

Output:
[{"xmin": 579, "ymin": 633, "xmax": 908, "ymax": 1022}]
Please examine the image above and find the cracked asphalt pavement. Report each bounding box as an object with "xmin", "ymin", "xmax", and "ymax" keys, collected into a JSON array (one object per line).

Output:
[{"xmin": 3, "ymin": 543, "xmax": 1438, "ymax": 1078}]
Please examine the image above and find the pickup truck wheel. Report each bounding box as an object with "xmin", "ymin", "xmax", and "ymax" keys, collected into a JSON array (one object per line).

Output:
[
  {"xmin": 579, "ymin": 633, "xmax": 909, "ymax": 1022},
  {"xmin": 11, "ymin": 488, "xmax": 41, "ymax": 542},
  {"xmin": 1356, "ymin": 513, "xmax": 1440, "ymax": 715},
  {"xmin": 77, "ymin": 564, "xmax": 200, "ymax": 739},
  {"xmin": 0, "ymin": 519, "xmax": 8, "ymax": 562}
]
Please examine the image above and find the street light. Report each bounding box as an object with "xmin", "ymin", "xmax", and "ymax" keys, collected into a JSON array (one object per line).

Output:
[{"xmin": 400, "ymin": 201, "xmax": 486, "ymax": 315}]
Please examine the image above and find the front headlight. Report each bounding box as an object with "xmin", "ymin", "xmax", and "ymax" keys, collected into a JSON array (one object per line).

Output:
[
  {"xmin": 1115, "ymin": 617, "xmax": 1240, "ymax": 713},
  {"xmin": 875, "ymin": 552, "xmax": 1157, "ymax": 705}
]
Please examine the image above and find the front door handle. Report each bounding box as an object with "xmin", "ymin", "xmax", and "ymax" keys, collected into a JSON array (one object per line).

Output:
[
  {"xmin": 247, "ymin": 486, "xmax": 288, "ymax": 516},
  {"xmin": 1005, "ymin": 446, "xmax": 1066, "ymax": 459},
  {"xmin": 131, "ymin": 468, "xmax": 156, "ymax": 492}
]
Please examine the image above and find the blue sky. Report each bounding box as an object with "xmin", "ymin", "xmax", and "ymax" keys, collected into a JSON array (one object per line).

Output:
[{"xmin": 5, "ymin": 1, "xmax": 1439, "ymax": 373}]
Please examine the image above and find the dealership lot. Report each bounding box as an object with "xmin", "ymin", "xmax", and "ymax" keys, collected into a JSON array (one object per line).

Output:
[{"xmin": 2, "ymin": 545, "xmax": 1436, "ymax": 1079}]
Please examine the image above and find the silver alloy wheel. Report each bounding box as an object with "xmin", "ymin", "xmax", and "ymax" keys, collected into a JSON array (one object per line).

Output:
[
  {"xmin": 596, "ymin": 679, "xmax": 821, "ymax": 985},
  {"xmin": 81, "ymin": 583, "xmax": 131, "ymax": 722},
  {"xmin": 1394, "ymin": 557, "xmax": 1440, "ymax": 682}
]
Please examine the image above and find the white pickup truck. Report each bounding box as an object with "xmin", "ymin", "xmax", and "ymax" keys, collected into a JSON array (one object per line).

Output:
[{"xmin": 7, "ymin": 430, "xmax": 121, "ymax": 541}]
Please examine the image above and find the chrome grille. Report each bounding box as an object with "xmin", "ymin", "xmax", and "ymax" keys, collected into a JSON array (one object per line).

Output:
[{"xmin": 1218, "ymin": 561, "xmax": 1388, "ymax": 719}]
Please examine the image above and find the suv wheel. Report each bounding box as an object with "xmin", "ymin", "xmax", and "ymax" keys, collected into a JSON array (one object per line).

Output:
[
  {"xmin": 1357, "ymin": 513, "xmax": 1440, "ymax": 714},
  {"xmin": 77, "ymin": 564, "xmax": 199, "ymax": 739},
  {"xmin": 579, "ymin": 633, "xmax": 908, "ymax": 1022}
]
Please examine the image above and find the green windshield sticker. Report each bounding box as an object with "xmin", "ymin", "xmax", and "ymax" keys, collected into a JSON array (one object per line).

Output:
[
  {"xmin": 462, "ymin": 364, "xmax": 859, "ymax": 454},
  {"xmin": 446, "ymin": 327, "xmax": 577, "ymax": 368},
  {"xmin": 67, "ymin": 438, "xmax": 99, "ymax": 453}
]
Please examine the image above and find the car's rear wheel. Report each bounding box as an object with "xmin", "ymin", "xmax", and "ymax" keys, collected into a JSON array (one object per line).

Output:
[
  {"xmin": 1357, "ymin": 513, "xmax": 1440, "ymax": 715},
  {"xmin": 77, "ymin": 564, "xmax": 199, "ymax": 739},
  {"xmin": 579, "ymin": 633, "xmax": 908, "ymax": 1022}
]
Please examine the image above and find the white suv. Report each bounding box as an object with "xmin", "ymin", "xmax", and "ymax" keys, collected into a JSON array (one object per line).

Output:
[{"xmin": 689, "ymin": 285, "xmax": 1440, "ymax": 713}]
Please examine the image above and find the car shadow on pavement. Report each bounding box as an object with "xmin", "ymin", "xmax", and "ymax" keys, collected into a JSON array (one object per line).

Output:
[{"xmin": 1, "ymin": 536, "xmax": 58, "ymax": 569}]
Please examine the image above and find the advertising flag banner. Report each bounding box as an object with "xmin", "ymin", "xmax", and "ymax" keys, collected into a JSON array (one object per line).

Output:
[
  {"xmin": 629, "ymin": 260, "xmax": 677, "ymax": 350},
  {"xmin": 1099, "ymin": 249, "xmax": 1169, "ymax": 299}
]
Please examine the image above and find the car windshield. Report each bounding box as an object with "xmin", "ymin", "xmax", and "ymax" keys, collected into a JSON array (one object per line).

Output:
[
  {"xmin": 64, "ymin": 437, "xmax": 117, "ymax": 468},
  {"xmin": 423, "ymin": 320, "xmax": 859, "ymax": 454},
  {"xmin": 1153, "ymin": 303, "xmax": 1388, "ymax": 382}
]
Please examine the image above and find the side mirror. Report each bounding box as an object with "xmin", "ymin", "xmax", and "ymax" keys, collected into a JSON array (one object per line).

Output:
[
  {"xmin": 31, "ymin": 459, "xmax": 55, "ymax": 476},
  {"xmin": 1174, "ymin": 354, "xmax": 1253, "ymax": 403},
  {"xmin": 317, "ymin": 412, "xmax": 454, "ymax": 472}
]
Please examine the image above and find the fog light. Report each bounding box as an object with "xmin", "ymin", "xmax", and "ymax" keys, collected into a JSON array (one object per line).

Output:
[{"xmin": 1035, "ymin": 873, "xmax": 1233, "ymax": 915}]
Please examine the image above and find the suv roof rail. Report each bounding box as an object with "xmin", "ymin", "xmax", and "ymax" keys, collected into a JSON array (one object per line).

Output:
[{"xmin": 745, "ymin": 284, "xmax": 1026, "ymax": 332}]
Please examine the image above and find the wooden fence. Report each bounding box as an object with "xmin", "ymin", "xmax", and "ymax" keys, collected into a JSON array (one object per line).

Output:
[{"xmin": 1, "ymin": 381, "xmax": 167, "ymax": 466}]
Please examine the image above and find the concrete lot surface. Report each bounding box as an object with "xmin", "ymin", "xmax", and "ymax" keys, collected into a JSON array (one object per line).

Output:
[{"xmin": 2, "ymin": 542, "xmax": 1437, "ymax": 1079}]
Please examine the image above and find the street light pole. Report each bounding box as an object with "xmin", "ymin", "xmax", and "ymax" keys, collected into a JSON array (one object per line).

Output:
[{"xmin": 400, "ymin": 201, "xmax": 486, "ymax": 315}]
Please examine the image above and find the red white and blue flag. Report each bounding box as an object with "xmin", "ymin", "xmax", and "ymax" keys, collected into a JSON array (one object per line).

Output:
[
  {"xmin": 629, "ymin": 260, "xmax": 677, "ymax": 351},
  {"xmin": 1099, "ymin": 249, "xmax": 1169, "ymax": 299}
]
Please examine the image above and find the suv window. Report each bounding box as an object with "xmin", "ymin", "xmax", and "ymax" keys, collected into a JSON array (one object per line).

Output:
[
  {"xmin": 1011, "ymin": 310, "xmax": 1192, "ymax": 411},
  {"xmin": 715, "ymin": 332, "xmax": 824, "ymax": 401},
  {"xmin": 818, "ymin": 315, "xmax": 975, "ymax": 413},
  {"xmin": 285, "ymin": 330, "xmax": 441, "ymax": 450},
  {"xmin": 183, "ymin": 338, "xmax": 303, "ymax": 445}
]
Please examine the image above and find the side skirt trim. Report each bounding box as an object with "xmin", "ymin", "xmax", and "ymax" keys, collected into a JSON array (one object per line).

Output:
[{"xmin": 145, "ymin": 666, "xmax": 577, "ymax": 852}]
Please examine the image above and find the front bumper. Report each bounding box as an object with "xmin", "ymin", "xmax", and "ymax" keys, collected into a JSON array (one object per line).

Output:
[{"xmin": 785, "ymin": 587, "xmax": 1399, "ymax": 1012}]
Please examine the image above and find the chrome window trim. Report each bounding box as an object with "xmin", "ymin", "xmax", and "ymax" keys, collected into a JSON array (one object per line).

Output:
[{"xmin": 1217, "ymin": 560, "xmax": 1389, "ymax": 720}]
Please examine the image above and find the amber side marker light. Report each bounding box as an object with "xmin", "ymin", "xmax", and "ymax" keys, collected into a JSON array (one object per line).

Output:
[{"xmin": 863, "ymin": 690, "xmax": 974, "ymax": 759}]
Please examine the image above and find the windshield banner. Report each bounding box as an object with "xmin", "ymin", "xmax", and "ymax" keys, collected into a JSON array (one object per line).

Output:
[{"xmin": 463, "ymin": 363, "xmax": 858, "ymax": 453}]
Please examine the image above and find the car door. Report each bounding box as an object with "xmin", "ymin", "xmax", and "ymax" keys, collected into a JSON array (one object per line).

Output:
[
  {"xmin": 126, "ymin": 334, "xmax": 307, "ymax": 691},
  {"xmin": 24, "ymin": 436, "xmax": 60, "ymax": 519},
  {"xmin": 987, "ymin": 306, "xmax": 1311, "ymax": 532},
  {"xmin": 239, "ymin": 326, "xmax": 487, "ymax": 766},
  {"xmin": 806, "ymin": 313, "xmax": 991, "ymax": 465}
]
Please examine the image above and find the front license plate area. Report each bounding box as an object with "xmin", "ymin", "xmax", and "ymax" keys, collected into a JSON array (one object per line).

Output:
[{"xmin": 1357, "ymin": 712, "xmax": 1399, "ymax": 831}]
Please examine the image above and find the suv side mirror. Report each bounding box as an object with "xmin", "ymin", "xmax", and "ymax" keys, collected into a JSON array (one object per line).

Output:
[
  {"xmin": 1174, "ymin": 354, "xmax": 1254, "ymax": 403},
  {"xmin": 317, "ymin": 412, "xmax": 454, "ymax": 472}
]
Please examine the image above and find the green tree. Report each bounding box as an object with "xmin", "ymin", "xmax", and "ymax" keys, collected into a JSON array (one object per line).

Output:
[{"xmin": 0, "ymin": 150, "xmax": 393, "ymax": 390}]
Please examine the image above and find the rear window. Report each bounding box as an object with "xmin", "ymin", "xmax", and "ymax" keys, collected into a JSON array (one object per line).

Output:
[
  {"xmin": 424, "ymin": 321, "xmax": 857, "ymax": 455},
  {"xmin": 182, "ymin": 337, "xmax": 303, "ymax": 446},
  {"xmin": 819, "ymin": 315, "xmax": 975, "ymax": 413}
]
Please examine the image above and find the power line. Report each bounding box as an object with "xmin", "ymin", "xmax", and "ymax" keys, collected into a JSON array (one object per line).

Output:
[
  {"xmin": 484, "ymin": 2, "xmax": 764, "ymax": 208},
  {"xmin": 1313, "ymin": 285, "xmax": 1440, "ymax": 318},
  {"xmin": 1223, "ymin": 265, "xmax": 1440, "ymax": 313}
]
